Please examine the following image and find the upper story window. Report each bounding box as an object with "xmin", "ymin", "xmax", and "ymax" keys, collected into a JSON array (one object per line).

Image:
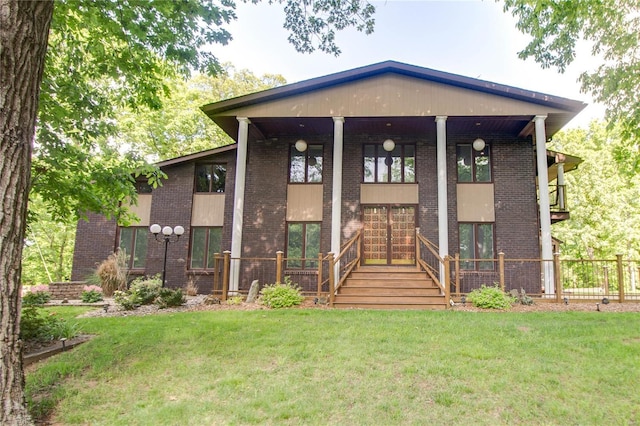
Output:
[
  {"xmin": 118, "ymin": 227, "xmax": 148, "ymax": 269},
  {"xmin": 363, "ymin": 144, "xmax": 415, "ymax": 183},
  {"xmin": 195, "ymin": 163, "xmax": 226, "ymax": 193},
  {"xmin": 289, "ymin": 144, "xmax": 323, "ymax": 183},
  {"xmin": 457, "ymin": 144, "xmax": 491, "ymax": 182}
]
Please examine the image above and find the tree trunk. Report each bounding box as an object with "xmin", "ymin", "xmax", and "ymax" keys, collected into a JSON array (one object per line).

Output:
[{"xmin": 0, "ymin": 1, "xmax": 54, "ymax": 424}]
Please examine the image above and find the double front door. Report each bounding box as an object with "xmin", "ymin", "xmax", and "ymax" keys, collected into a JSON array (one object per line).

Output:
[{"xmin": 363, "ymin": 205, "xmax": 416, "ymax": 265}]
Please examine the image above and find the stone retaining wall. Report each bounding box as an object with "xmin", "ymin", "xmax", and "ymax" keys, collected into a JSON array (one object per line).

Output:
[{"xmin": 49, "ymin": 282, "xmax": 87, "ymax": 300}]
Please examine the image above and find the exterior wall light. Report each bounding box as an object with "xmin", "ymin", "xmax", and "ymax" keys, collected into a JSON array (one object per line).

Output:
[
  {"xmin": 383, "ymin": 139, "xmax": 395, "ymax": 152},
  {"xmin": 150, "ymin": 224, "xmax": 185, "ymax": 287},
  {"xmin": 472, "ymin": 138, "xmax": 486, "ymax": 151},
  {"xmin": 295, "ymin": 139, "xmax": 308, "ymax": 152}
]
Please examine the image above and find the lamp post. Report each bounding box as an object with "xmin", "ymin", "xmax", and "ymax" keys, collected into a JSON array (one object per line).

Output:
[{"xmin": 150, "ymin": 224, "xmax": 184, "ymax": 287}]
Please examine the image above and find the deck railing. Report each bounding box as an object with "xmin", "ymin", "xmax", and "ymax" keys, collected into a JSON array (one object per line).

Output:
[{"xmin": 209, "ymin": 243, "xmax": 639, "ymax": 304}]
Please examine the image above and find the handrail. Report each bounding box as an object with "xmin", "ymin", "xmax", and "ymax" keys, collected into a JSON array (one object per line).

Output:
[
  {"xmin": 328, "ymin": 229, "xmax": 362, "ymax": 305},
  {"xmin": 416, "ymin": 232, "xmax": 445, "ymax": 293}
]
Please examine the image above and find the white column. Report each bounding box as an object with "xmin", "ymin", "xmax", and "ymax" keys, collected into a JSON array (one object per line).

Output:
[
  {"xmin": 436, "ymin": 116, "xmax": 449, "ymax": 282},
  {"xmin": 230, "ymin": 117, "xmax": 250, "ymax": 293},
  {"xmin": 557, "ymin": 162, "xmax": 566, "ymax": 211},
  {"xmin": 535, "ymin": 115, "xmax": 554, "ymax": 295},
  {"xmin": 331, "ymin": 117, "xmax": 345, "ymax": 275}
]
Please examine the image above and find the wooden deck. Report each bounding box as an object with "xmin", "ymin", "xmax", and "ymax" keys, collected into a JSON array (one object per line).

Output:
[{"xmin": 333, "ymin": 266, "xmax": 447, "ymax": 310}]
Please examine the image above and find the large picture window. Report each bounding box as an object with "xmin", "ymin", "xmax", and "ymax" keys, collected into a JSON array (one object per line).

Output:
[
  {"xmin": 286, "ymin": 223, "xmax": 321, "ymax": 269},
  {"xmin": 118, "ymin": 227, "xmax": 148, "ymax": 269},
  {"xmin": 457, "ymin": 144, "xmax": 491, "ymax": 182},
  {"xmin": 289, "ymin": 144, "xmax": 323, "ymax": 183},
  {"xmin": 195, "ymin": 164, "xmax": 226, "ymax": 193},
  {"xmin": 190, "ymin": 227, "xmax": 222, "ymax": 269},
  {"xmin": 363, "ymin": 144, "xmax": 415, "ymax": 183},
  {"xmin": 459, "ymin": 223, "xmax": 495, "ymax": 270}
]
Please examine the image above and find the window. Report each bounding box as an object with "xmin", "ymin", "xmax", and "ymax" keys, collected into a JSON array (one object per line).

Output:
[
  {"xmin": 118, "ymin": 227, "xmax": 148, "ymax": 269},
  {"xmin": 459, "ymin": 223, "xmax": 495, "ymax": 270},
  {"xmin": 457, "ymin": 144, "xmax": 491, "ymax": 182},
  {"xmin": 289, "ymin": 144, "xmax": 323, "ymax": 183},
  {"xmin": 286, "ymin": 223, "xmax": 320, "ymax": 269},
  {"xmin": 190, "ymin": 227, "xmax": 222, "ymax": 269},
  {"xmin": 195, "ymin": 164, "xmax": 226, "ymax": 193},
  {"xmin": 363, "ymin": 144, "xmax": 415, "ymax": 183}
]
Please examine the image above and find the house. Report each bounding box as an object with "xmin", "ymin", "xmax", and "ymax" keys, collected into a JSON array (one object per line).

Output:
[{"xmin": 71, "ymin": 61, "xmax": 586, "ymax": 305}]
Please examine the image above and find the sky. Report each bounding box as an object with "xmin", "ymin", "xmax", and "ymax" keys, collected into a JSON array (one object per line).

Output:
[{"xmin": 214, "ymin": 0, "xmax": 605, "ymax": 129}]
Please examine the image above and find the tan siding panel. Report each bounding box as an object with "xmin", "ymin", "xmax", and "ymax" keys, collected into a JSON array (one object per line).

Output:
[
  {"xmin": 286, "ymin": 184, "xmax": 323, "ymax": 221},
  {"xmin": 192, "ymin": 194, "xmax": 225, "ymax": 226},
  {"xmin": 126, "ymin": 195, "xmax": 152, "ymax": 226},
  {"xmin": 360, "ymin": 184, "xmax": 419, "ymax": 204},
  {"xmin": 457, "ymin": 184, "xmax": 495, "ymax": 222},
  {"xmin": 222, "ymin": 75, "xmax": 565, "ymax": 118}
]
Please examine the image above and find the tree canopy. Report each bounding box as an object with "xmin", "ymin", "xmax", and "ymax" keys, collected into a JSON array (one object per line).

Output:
[
  {"xmin": 502, "ymin": 0, "xmax": 640, "ymax": 169},
  {"xmin": 550, "ymin": 121, "xmax": 640, "ymax": 260}
]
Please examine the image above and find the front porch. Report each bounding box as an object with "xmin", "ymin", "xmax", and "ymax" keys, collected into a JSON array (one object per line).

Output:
[{"xmin": 202, "ymin": 231, "xmax": 640, "ymax": 309}]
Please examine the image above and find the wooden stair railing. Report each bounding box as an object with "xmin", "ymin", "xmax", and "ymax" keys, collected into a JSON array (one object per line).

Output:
[
  {"xmin": 415, "ymin": 229, "xmax": 451, "ymax": 306},
  {"xmin": 329, "ymin": 229, "xmax": 362, "ymax": 306}
]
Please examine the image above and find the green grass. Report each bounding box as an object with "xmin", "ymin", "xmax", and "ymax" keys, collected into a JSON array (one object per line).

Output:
[{"xmin": 26, "ymin": 309, "xmax": 640, "ymax": 425}]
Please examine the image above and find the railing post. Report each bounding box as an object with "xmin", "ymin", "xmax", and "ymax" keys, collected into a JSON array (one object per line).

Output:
[
  {"xmin": 498, "ymin": 252, "xmax": 505, "ymax": 292},
  {"xmin": 415, "ymin": 228, "xmax": 421, "ymax": 265},
  {"xmin": 222, "ymin": 250, "xmax": 231, "ymax": 301},
  {"xmin": 454, "ymin": 253, "xmax": 460, "ymax": 295},
  {"xmin": 356, "ymin": 230, "xmax": 361, "ymax": 263},
  {"xmin": 444, "ymin": 255, "xmax": 451, "ymax": 308},
  {"xmin": 213, "ymin": 252, "xmax": 220, "ymax": 295},
  {"xmin": 328, "ymin": 252, "xmax": 336, "ymax": 306},
  {"xmin": 317, "ymin": 252, "xmax": 323, "ymax": 297},
  {"xmin": 554, "ymin": 252, "xmax": 562, "ymax": 304},
  {"xmin": 617, "ymin": 254, "xmax": 625, "ymax": 303},
  {"xmin": 275, "ymin": 251, "xmax": 284, "ymax": 284}
]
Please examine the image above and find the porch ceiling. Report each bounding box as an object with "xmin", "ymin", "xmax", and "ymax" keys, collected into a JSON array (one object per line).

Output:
[{"xmin": 235, "ymin": 115, "xmax": 547, "ymax": 142}]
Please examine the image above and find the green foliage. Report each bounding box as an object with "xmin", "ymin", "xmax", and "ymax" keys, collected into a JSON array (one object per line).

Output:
[
  {"xmin": 155, "ymin": 288, "xmax": 186, "ymax": 309},
  {"xmin": 22, "ymin": 285, "xmax": 51, "ymax": 306},
  {"xmin": 113, "ymin": 291, "xmax": 138, "ymax": 311},
  {"xmin": 503, "ymin": 0, "xmax": 640, "ymax": 165},
  {"xmin": 226, "ymin": 295, "xmax": 244, "ymax": 305},
  {"xmin": 129, "ymin": 275, "xmax": 162, "ymax": 305},
  {"xmin": 549, "ymin": 122, "xmax": 640, "ymax": 259},
  {"xmin": 259, "ymin": 277, "xmax": 304, "ymax": 308},
  {"xmin": 467, "ymin": 285, "xmax": 516, "ymax": 310},
  {"xmin": 20, "ymin": 305, "xmax": 80, "ymax": 342},
  {"xmin": 80, "ymin": 286, "xmax": 104, "ymax": 303}
]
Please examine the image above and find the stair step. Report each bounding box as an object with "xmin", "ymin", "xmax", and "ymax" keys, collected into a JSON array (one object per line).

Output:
[
  {"xmin": 339, "ymin": 287, "xmax": 442, "ymax": 296},
  {"xmin": 334, "ymin": 295, "xmax": 445, "ymax": 304},
  {"xmin": 344, "ymin": 279, "xmax": 436, "ymax": 288},
  {"xmin": 348, "ymin": 272, "xmax": 427, "ymax": 280},
  {"xmin": 333, "ymin": 303, "xmax": 447, "ymax": 310}
]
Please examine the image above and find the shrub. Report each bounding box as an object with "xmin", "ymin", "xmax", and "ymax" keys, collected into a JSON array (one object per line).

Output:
[
  {"xmin": 184, "ymin": 277, "xmax": 199, "ymax": 296},
  {"xmin": 155, "ymin": 288, "xmax": 185, "ymax": 309},
  {"xmin": 22, "ymin": 285, "xmax": 51, "ymax": 306},
  {"xmin": 226, "ymin": 295, "xmax": 244, "ymax": 305},
  {"xmin": 467, "ymin": 284, "xmax": 516, "ymax": 310},
  {"xmin": 95, "ymin": 250, "xmax": 128, "ymax": 296},
  {"xmin": 113, "ymin": 290, "xmax": 138, "ymax": 310},
  {"xmin": 129, "ymin": 275, "xmax": 162, "ymax": 305},
  {"xmin": 259, "ymin": 277, "xmax": 304, "ymax": 309},
  {"xmin": 81, "ymin": 285, "xmax": 104, "ymax": 303},
  {"xmin": 20, "ymin": 305, "xmax": 81, "ymax": 341}
]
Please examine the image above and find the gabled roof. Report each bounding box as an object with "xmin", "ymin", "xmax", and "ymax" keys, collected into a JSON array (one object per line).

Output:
[
  {"xmin": 155, "ymin": 144, "xmax": 236, "ymax": 168},
  {"xmin": 202, "ymin": 60, "xmax": 587, "ymax": 117}
]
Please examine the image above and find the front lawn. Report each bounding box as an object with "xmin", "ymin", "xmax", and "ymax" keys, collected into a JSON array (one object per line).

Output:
[{"xmin": 26, "ymin": 309, "xmax": 640, "ymax": 425}]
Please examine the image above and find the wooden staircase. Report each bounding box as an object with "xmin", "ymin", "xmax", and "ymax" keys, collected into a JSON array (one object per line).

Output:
[{"xmin": 333, "ymin": 266, "xmax": 447, "ymax": 310}]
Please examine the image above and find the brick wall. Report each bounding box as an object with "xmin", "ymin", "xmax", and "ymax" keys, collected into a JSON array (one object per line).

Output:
[
  {"xmin": 71, "ymin": 213, "xmax": 118, "ymax": 281},
  {"xmin": 49, "ymin": 282, "xmax": 86, "ymax": 300}
]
